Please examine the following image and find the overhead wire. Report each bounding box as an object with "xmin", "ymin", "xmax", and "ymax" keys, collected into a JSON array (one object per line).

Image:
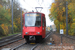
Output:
[
  {"xmin": 35, "ymin": 0, "xmax": 44, "ymax": 7},
  {"xmin": 23, "ymin": 0, "xmax": 51, "ymax": 12},
  {"xmin": 36, "ymin": 0, "xmax": 51, "ymax": 8},
  {"xmin": 23, "ymin": 0, "xmax": 34, "ymax": 9},
  {"xmin": 35, "ymin": 0, "xmax": 45, "ymax": 12}
]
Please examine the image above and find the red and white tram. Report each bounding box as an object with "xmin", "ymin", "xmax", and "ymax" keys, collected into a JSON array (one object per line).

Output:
[{"xmin": 22, "ymin": 12, "xmax": 46, "ymax": 42}]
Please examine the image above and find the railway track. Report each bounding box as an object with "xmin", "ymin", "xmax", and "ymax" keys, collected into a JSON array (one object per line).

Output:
[
  {"xmin": 55, "ymin": 32, "xmax": 75, "ymax": 40},
  {"xmin": 63, "ymin": 34, "xmax": 75, "ymax": 40},
  {"xmin": 31, "ymin": 31, "xmax": 52, "ymax": 50},
  {"xmin": 12, "ymin": 31, "xmax": 52, "ymax": 50},
  {"xmin": 0, "ymin": 34, "xmax": 23, "ymax": 47}
]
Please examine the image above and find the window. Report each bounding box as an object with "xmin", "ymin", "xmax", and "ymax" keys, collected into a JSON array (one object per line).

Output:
[
  {"xmin": 25, "ymin": 13, "xmax": 41, "ymax": 27},
  {"xmin": 42, "ymin": 17, "xmax": 45, "ymax": 26}
]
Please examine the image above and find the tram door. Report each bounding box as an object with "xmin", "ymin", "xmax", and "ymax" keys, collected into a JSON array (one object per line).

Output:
[{"xmin": 42, "ymin": 17, "xmax": 46, "ymax": 38}]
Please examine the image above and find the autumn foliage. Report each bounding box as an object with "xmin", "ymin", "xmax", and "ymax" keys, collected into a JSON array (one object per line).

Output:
[
  {"xmin": 49, "ymin": 0, "xmax": 75, "ymax": 35},
  {"xmin": 0, "ymin": 5, "xmax": 11, "ymax": 36},
  {"xmin": 0, "ymin": 0, "xmax": 24, "ymax": 36}
]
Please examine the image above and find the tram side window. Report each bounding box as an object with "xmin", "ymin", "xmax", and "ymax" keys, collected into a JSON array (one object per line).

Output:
[{"xmin": 43, "ymin": 17, "xmax": 45, "ymax": 26}]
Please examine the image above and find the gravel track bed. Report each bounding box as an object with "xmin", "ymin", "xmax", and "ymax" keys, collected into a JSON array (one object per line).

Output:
[
  {"xmin": 2, "ymin": 31, "xmax": 75, "ymax": 50},
  {"xmin": 15, "ymin": 43, "xmax": 38, "ymax": 50},
  {"xmin": 34, "ymin": 32, "xmax": 75, "ymax": 50},
  {"xmin": 0, "ymin": 31, "xmax": 50, "ymax": 50},
  {"xmin": 12, "ymin": 31, "xmax": 51, "ymax": 50}
]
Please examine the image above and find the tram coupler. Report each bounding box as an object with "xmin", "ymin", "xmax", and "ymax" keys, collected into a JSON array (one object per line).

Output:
[{"xmin": 29, "ymin": 36, "xmax": 36, "ymax": 41}]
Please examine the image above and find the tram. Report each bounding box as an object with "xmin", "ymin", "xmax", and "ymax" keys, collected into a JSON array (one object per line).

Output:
[{"xmin": 22, "ymin": 12, "xmax": 46, "ymax": 42}]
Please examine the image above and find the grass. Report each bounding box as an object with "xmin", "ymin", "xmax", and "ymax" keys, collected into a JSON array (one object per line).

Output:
[
  {"xmin": 0, "ymin": 32, "xmax": 21, "ymax": 39},
  {"xmin": 0, "ymin": 38, "xmax": 2, "ymax": 39},
  {"xmin": 8, "ymin": 32, "xmax": 19, "ymax": 36}
]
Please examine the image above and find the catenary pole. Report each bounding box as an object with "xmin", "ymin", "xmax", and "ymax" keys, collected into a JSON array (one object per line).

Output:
[
  {"xmin": 21, "ymin": 8, "xmax": 22, "ymax": 34},
  {"xmin": 12, "ymin": 0, "xmax": 13, "ymax": 34},
  {"xmin": 66, "ymin": 1, "xmax": 68, "ymax": 35}
]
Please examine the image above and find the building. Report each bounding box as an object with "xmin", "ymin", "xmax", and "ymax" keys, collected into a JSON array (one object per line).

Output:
[{"xmin": 51, "ymin": 25, "xmax": 56, "ymax": 31}]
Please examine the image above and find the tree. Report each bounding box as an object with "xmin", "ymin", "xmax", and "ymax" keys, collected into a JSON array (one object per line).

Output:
[
  {"xmin": 0, "ymin": 5, "xmax": 11, "ymax": 36},
  {"xmin": 49, "ymin": 0, "xmax": 75, "ymax": 35}
]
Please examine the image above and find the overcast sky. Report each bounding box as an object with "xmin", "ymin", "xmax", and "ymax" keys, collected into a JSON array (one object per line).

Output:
[{"xmin": 19, "ymin": 0, "xmax": 54, "ymax": 26}]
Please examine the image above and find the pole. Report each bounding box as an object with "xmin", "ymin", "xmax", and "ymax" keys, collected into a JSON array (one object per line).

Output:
[
  {"xmin": 66, "ymin": 1, "xmax": 68, "ymax": 35},
  {"xmin": 61, "ymin": 34, "xmax": 62, "ymax": 44},
  {"xmin": 12, "ymin": 0, "xmax": 13, "ymax": 34},
  {"xmin": 21, "ymin": 8, "xmax": 22, "ymax": 34},
  {"xmin": 59, "ymin": 23, "xmax": 60, "ymax": 33},
  {"xmin": 60, "ymin": 29, "xmax": 63, "ymax": 45}
]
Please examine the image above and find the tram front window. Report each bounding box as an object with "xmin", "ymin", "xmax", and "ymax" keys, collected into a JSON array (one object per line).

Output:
[{"xmin": 25, "ymin": 13, "xmax": 41, "ymax": 27}]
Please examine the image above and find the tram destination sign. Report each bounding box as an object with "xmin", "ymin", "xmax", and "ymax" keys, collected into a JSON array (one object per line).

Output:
[{"xmin": 27, "ymin": 14, "xmax": 40, "ymax": 16}]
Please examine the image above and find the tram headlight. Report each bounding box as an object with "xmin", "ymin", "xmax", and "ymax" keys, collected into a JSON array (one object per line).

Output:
[
  {"xmin": 25, "ymin": 32, "xmax": 28, "ymax": 34},
  {"xmin": 37, "ymin": 32, "xmax": 40, "ymax": 34}
]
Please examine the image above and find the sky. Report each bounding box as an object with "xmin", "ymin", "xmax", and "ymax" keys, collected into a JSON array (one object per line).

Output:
[{"xmin": 19, "ymin": 0, "xmax": 54, "ymax": 26}]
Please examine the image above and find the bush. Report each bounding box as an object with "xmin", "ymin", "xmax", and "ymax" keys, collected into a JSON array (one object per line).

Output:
[
  {"xmin": 0, "ymin": 26, "xmax": 4, "ymax": 36},
  {"xmin": 69, "ymin": 23, "xmax": 75, "ymax": 36},
  {"xmin": 1, "ymin": 24, "xmax": 9, "ymax": 36}
]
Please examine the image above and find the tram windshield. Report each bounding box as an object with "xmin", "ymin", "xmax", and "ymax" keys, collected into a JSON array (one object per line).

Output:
[{"xmin": 25, "ymin": 13, "xmax": 41, "ymax": 27}]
